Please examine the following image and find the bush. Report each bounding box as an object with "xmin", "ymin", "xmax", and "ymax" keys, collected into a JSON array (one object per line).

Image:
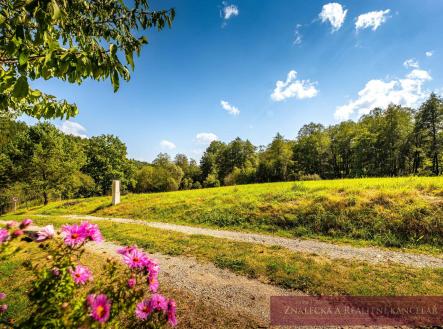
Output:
[
  {"xmin": 299, "ymin": 174, "xmax": 321, "ymax": 181},
  {"xmin": 0, "ymin": 219, "xmax": 177, "ymax": 328}
]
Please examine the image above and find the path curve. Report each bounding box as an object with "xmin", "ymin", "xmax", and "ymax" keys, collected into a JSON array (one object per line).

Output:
[
  {"xmin": 58, "ymin": 214, "xmax": 443, "ymax": 269},
  {"xmin": 1, "ymin": 221, "xmax": 299, "ymax": 326}
]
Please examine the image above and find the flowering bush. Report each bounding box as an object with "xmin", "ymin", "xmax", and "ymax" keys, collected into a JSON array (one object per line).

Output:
[{"xmin": 0, "ymin": 219, "xmax": 177, "ymax": 328}]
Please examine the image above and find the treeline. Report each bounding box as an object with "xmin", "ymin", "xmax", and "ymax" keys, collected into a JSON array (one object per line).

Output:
[{"xmin": 1, "ymin": 93, "xmax": 442, "ymax": 210}]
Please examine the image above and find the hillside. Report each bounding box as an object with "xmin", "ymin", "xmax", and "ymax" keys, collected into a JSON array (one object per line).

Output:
[{"xmin": 22, "ymin": 177, "xmax": 443, "ymax": 251}]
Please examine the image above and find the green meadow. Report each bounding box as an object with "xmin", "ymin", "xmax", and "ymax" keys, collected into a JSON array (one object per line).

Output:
[{"xmin": 18, "ymin": 176, "xmax": 443, "ymax": 251}]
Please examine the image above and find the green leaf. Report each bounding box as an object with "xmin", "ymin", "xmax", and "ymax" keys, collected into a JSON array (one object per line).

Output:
[
  {"xmin": 110, "ymin": 44, "xmax": 117, "ymax": 57},
  {"xmin": 125, "ymin": 51, "xmax": 134, "ymax": 70},
  {"xmin": 19, "ymin": 52, "xmax": 29, "ymax": 65},
  {"xmin": 111, "ymin": 70, "xmax": 119, "ymax": 92},
  {"xmin": 52, "ymin": 0, "xmax": 61, "ymax": 19},
  {"xmin": 12, "ymin": 76, "xmax": 29, "ymax": 98}
]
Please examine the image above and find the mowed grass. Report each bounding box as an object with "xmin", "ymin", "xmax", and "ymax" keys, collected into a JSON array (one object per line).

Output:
[
  {"xmin": 12, "ymin": 215, "xmax": 443, "ymax": 297},
  {"xmin": 18, "ymin": 177, "xmax": 443, "ymax": 251}
]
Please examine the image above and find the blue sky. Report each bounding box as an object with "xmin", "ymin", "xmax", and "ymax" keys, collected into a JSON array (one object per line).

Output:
[{"xmin": 28, "ymin": 0, "xmax": 443, "ymax": 161}]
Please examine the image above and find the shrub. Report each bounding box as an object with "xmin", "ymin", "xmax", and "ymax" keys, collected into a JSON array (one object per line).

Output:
[
  {"xmin": 299, "ymin": 174, "xmax": 321, "ymax": 181},
  {"xmin": 0, "ymin": 219, "xmax": 177, "ymax": 328}
]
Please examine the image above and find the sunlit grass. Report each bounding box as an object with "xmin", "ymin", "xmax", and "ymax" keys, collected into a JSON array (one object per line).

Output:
[
  {"xmin": 10, "ymin": 177, "xmax": 443, "ymax": 250},
  {"xmin": 8, "ymin": 215, "xmax": 443, "ymax": 297}
]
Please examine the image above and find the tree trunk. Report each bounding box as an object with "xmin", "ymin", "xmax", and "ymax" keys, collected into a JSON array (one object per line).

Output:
[{"xmin": 43, "ymin": 191, "xmax": 48, "ymax": 205}]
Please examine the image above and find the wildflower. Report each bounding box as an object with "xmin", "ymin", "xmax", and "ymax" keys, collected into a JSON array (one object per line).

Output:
[
  {"xmin": 0, "ymin": 293, "xmax": 5, "ymax": 300},
  {"xmin": 69, "ymin": 265, "xmax": 92, "ymax": 285},
  {"xmin": 80, "ymin": 222, "xmax": 103, "ymax": 242},
  {"xmin": 36, "ymin": 225, "xmax": 55, "ymax": 242},
  {"xmin": 0, "ymin": 304, "xmax": 7, "ymax": 314},
  {"xmin": 122, "ymin": 248, "xmax": 148, "ymax": 269},
  {"xmin": 147, "ymin": 272, "xmax": 159, "ymax": 293},
  {"xmin": 127, "ymin": 277, "xmax": 136, "ymax": 288},
  {"xmin": 87, "ymin": 294, "xmax": 111, "ymax": 323},
  {"xmin": 116, "ymin": 245, "xmax": 137, "ymax": 255},
  {"xmin": 61, "ymin": 224, "xmax": 87, "ymax": 247},
  {"xmin": 167, "ymin": 299, "xmax": 178, "ymax": 327},
  {"xmin": 0, "ymin": 229, "xmax": 8, "ymax": 244},
  {"xmin": 52, "ymin": 267, "xmax": 60, "ymax": 277},
  {"xmin": 135, "ymin": 300, "xmax": 152, "ymax": 320},
  {"xmin": 12, "ymin": 230, "xmax": 23, "ymax": 237},
  {"xmin": 5, "ymin": 221, "xmax": 17, "ymax": 229},
  {"xmin": 19, "ymin": 218, "xmax": 32, "ymax": 229},
  {"xmin": 148, "ymin": 294, "xmax": 168, "ymax": 312}
]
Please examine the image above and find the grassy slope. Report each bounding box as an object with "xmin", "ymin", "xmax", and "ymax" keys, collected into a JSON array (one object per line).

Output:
[
  {"xmin": 7, "ymin": 215, "xmax": 443, "ymax": 297},
  {"xmin": 18, "ymin": 177, "xmax": 443, "ymax": 251}
]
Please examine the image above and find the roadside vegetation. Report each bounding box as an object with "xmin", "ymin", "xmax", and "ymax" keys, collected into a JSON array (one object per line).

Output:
[
  {"xmin": 6, "ymin": 215, "xmax": 443, "ymax": 297},
  {"xmin": 18, "ymin": 177, "xmax": 443, "ymax": 252}
]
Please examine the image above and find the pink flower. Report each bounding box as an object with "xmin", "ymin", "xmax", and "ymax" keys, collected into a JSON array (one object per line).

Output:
[
  {"xmin": 0, "ymin": 304, "xmax": 7, "ymax": 314},
  {"xmin": 87, "ymin": 294, "xmax": 111, "ymax": 323},
  {"xmin": 0, "ymin": 293, "xmax": 5, "ymax": 300},
  {"xmin": 0, "ymin": 229, "xmax": 8, "ymax": 244},
  {"xmin": 135, "ymin": 299, "xmax": 152, "ymax": 320},
  {"xmin": 12, "ymin": 229, "xmax": 23, "ymax": 237},
  {"xmin": 167, "ymin": 299, "xmax": 178, "ymax": 327},
  {"xmin": 148, "ymin": 272, "xmax": 159, "ymax": 293},
  {"xmin": 19, "ymin": 218, "xmax": 32, "ymax": 229},
  {"xmin": 116, "ymin": 245, "xmax": 137, "ymax": 255},
  {"xmin": 80, "ymin": 222, "xmax": 103, "ymax": 242},
  {"xmin": 148, "ymin": 294, "xmax": 168, "ymax": 312},
  {"xmin": 36, "ymin": 225, "xmax": 55, "ymax": 242},
  {"xmin": 61, "ymin": 224, "xmax": 87, "ymax": 247},
  {"xmin": 127, "ymin": 277, "xmax": 136, "ymax": 288},
  {"xmin": 5, "ymin": 221, "xmax": 17, "ymax": 229},
  {"xmin": 122, "ymin": 248, "xmax": 148, "ymax": 269},
  {"xmin": 69, "ymin": 265, "xmax": 92, "ymax": 285}
]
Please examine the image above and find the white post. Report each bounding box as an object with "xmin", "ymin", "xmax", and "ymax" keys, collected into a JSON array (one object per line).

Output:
[{"xmin": 112, "ymin": 180, "xmax": 121, "ymax": 205}]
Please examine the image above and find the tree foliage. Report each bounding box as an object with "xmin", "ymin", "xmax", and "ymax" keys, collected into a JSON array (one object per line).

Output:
[{"xmin": 0, "ymin": 0, "xmax": 174, "ymax": 119}]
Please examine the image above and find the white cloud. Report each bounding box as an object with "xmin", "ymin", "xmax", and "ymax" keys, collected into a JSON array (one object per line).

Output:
[
  {"xmin": 355, "ymin": 9, "xmax": 390, "ymax": 31},
  {"xmin": 335, "ymin": 68, "xmax": 432, "ymax": 120},
  {"xmin": 271, "ymin": 70, "xmax": 318, "ymax": 102},
  {"xmin": 294, "ymin": 24, "xmax": 303, "ymax": 45},
  {"xmin": 160, "ymin": 140, "xmax": 176, "ymax": 150},
  {"xmin": 426, "ymin": 51, "xmax": 433, "ymax": 57},
  {"xmin": 196, "ymin": 132, "xmax": 219, "ymax": 145},
  {"xmin": 403, "ymin": 58, "xmax": 419, "ymax": 69},
  {"xmin": 220, "ymin": 100, "xmax": 240, "ymax": 116},
  {"xmin": 59, "ymin": 121, "xmax": 87, "ymax": 138},
  {"xmin": 222, "ymin": 3, "xmax": 238, "ymax": 20},
  {"xmin": 319, "ymin": 3, "xmax": 348, "ymax": 32}
]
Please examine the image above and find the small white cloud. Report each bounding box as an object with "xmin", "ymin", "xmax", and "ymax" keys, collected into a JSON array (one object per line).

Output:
[
  {"xmin": 271, "ymin": 70, "xmax": 318, "ymax": 102},
  {"xmin": 222, "ymin": 2, "xmax": 240, "ymax": 20},
  {"xmin": 403, "ymin": 58, "xmax": 419, "ymax": 69},
  {"xmin": 319, "ymin": 3, "xmax": 348, "ymax": 32},
  {"xmin": 335, "ymin": 67, "xmax": 432, "ymax": 121},
  {"xmin": 294, "ymin": 24, "xmax": 303, "ymax": 45},
  {"xmin": 426, "ymin": 51, "xmax": 433, "ymax": 57},
  {"xmin": 355, "ymin": 9, "xmax": 390, "ymax": 31},
  {"xmin": 196, "ymin": 132, "xmax": 219, "ymax": 145},
  {"xmin": 59, "ymin": 121, "xmax": 87, "ymax": 138},
  {"xmin": 160, "ymin": 140, "xmax": 176, "ymax": 150},
  {"xmin": 220, "ymin": 100, "xmax": 240, "ymax": 116}
]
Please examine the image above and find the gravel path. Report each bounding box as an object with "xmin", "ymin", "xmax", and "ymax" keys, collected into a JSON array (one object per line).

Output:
[
  {"xmin": 59, "ymin": 214, "xmax": 443, "ymax": 269},
  {"xmin": 92, "ymin": 241, "xmax": 302, "ymax": 326},
  {"xmin": 1, "ymin": 221, "xmax": 299, "ymax": 326}
]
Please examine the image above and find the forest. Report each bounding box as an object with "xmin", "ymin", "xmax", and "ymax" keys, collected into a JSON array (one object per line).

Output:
[{"xmin": 1, "ymin": 93, "xmax": 442, "ymax": 211}]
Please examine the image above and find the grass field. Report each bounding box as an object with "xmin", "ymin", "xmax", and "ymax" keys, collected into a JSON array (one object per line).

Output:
[
  {"xmin": 16, "ymin": 177, "xmax": 443, "ymax": 251},
  {"xmin": 5, "ymin": 215, "xmax": 443, "ymax": 297}
]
